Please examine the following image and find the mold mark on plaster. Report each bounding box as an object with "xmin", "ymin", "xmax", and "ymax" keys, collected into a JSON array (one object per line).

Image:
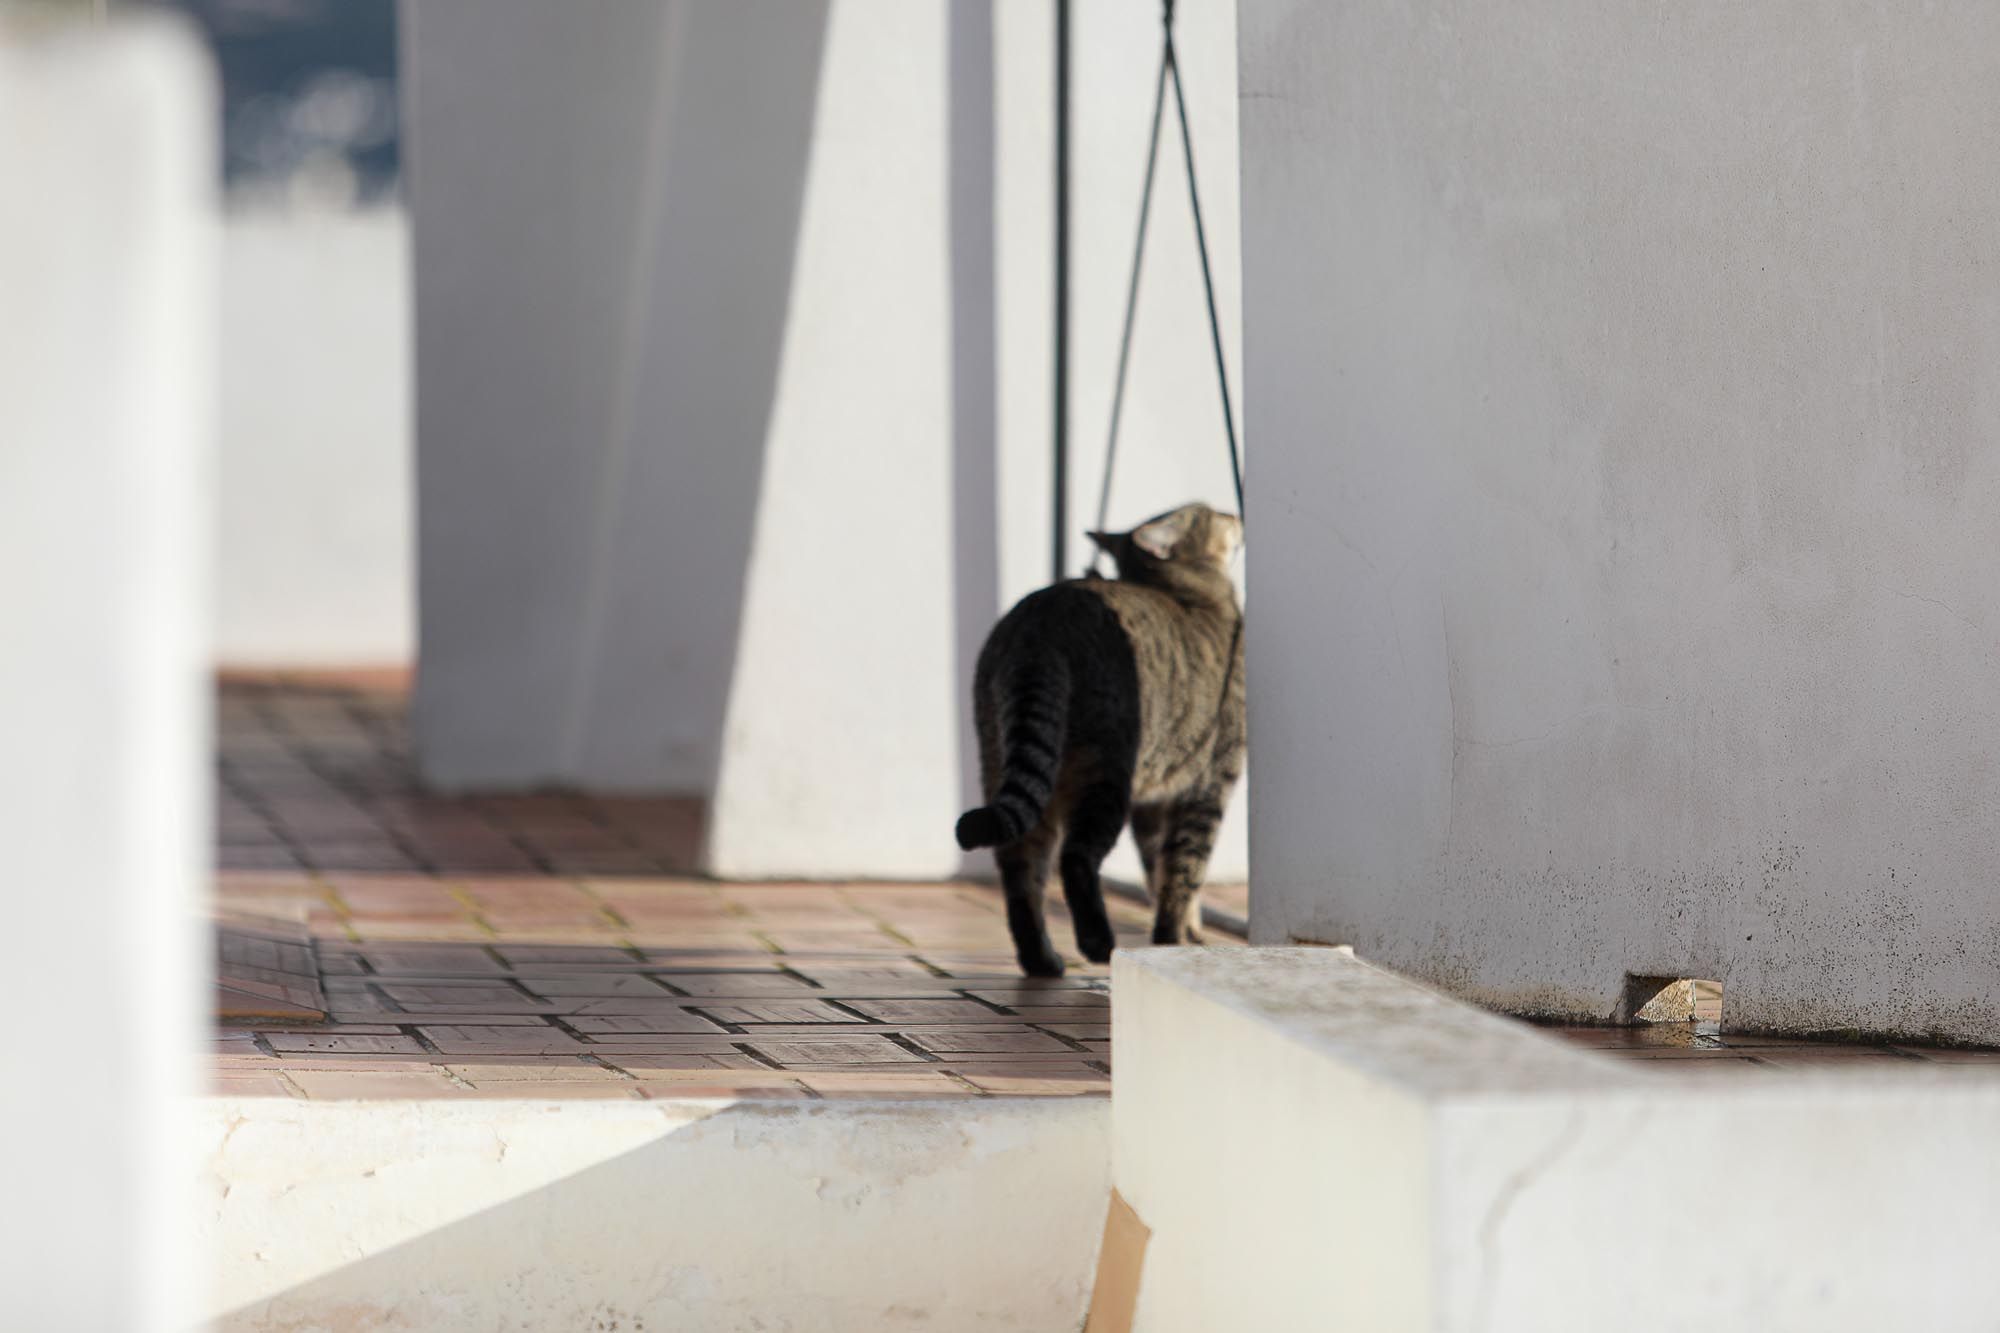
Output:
[{"xmin": 1470, "ymin": 1105, "xmax": 1584, "ymax": 1333}]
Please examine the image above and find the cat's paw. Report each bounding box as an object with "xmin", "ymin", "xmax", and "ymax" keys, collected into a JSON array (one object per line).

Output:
[
  {"xmin": 1018, "ymin": 946, "xmax": 1067, "ymax": 978},
  {"xmin": 1076, "ymin": 926, "xmax": 1116, "ymax": 965}
]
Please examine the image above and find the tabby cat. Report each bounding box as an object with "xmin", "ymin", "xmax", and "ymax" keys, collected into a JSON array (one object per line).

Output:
[{"xmin": 955, "ymin": 502, "xmax": 1245, "ymax": 977}]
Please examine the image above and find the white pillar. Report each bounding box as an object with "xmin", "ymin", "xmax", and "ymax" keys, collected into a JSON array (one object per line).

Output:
[
  {"xmin": 403, "ymin": 0, "xmax": 1251, "ymax": 879},
  {"xmin": 0, "ymin": 17, "xmax": 214, "ymax": 1329},
  {"xmin": 1240, "ymin": 0, "xmax": 2000, "ymax": 1042}
]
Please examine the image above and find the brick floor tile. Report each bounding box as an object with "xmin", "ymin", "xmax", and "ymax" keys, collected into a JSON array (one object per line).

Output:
[
  {"xmin": 419, "ymin": 1024, "xmax": 585, "ymax": 1055},
  {"xmin": 744, "ymin": 1036, "xmax": 928, "ymax": 1066},
  {"xmin": 516, "ymin": 975, "xmax": 676, "ymax": 998},
  {"xmin": 653, "ymin": 972, "xmax": 817, "ymax": 997},
  {"xmin": 904, "ymin": 1030, "xmax": 1071, "ymax": 1055},
  {"xmin": 1003, "ymin": 1006, "xmax": 1117, "ymax": 1024},
  {"xmin": 695, "ymin": 1001, "xmax": 866, "ymax": 1025},
  {"xmin": 549, "ymin": 997, "xmax": 751, "ymax": 1017},
  {"xmin": 796, "ymin": 1071, "xmax": 976, "ymax": 1099},
  {"xmin": 359, "ymin": 947, "xmax": 507, "ymax": 975},
  {"xmin": 603, "ymin": 1054, "xmax": 771, "ymax": 1075},
  {"xmin": 839, "ymin": 999, "xmax": 1009, "ymax": 1024},
  {"xmin": 1035, "ymin": 1023, "xmax": 1112, "ymax": 1040},
  {"xmin": 497, "ymin": 946, "xmax": 639, "ymax": 967},
  {"xmin": 567, "ymin": 1012, "xmax": 729, "ymax": 1035},
  {"xmin": 635, "ymin": 1080, "xmax": 811, "ymax": 1101},
  {"xmin": 566, "ymin": 1036, "xmax": 743, "ymax": 1055},
  {"xmin": 954, "ymin": 1069, "xmax": 1107, "ymax": 1096},
  {"xmin": 967, "ymin": 986, "xmax": 1109, "ymax": 1008},
  {"xmin": 211, "ymin": 1072, "xmax": 300, "ymax": 1097},
  {"xmin": 440, "ymin": 1058, "xmax": 623, "ymax": 1081},
  {"xmin": 378, "ymin": 983, "xmax": 548, "ymax": 1012},
  {"xmin": 459, "ymin": 1081, "xmax": 644, "ymax": 1099},
  {"xmin": 285, "ymin": 1070, "xmax": 469, "ymax": 1098},
  {"xmin": 265, "ymin": 1032, "xmax": 426, "ymax": 1055}
]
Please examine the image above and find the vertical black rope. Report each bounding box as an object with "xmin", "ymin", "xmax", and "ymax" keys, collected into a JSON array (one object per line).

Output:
[
  {"xmin": 1052, "ymin": 0, "xmax": 1073, "ymax": 581},
  {"xmin": 1165, "ymin": 31, "xmax": 1244, "ymax": 517},
  {"xmin": 1090, "ymin": 52, "xmax": 1171, "ymax": 574}
]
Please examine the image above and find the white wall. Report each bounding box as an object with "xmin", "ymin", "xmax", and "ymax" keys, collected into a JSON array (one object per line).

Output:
[
  {"xmin": 1240, "ymin": 0, "xmax": 2000, "ymax": 1041},
  {"xmin": 216, "ymin": 205, "xmax": 412, "ymax": 667},
  {"xmin": 202, "ymin": 1096, "xmax": 1109, "ymax": 1332},
  {"xmin": 0, "ymin": 18, "xmax": 212, "ymax": 1328},
  {"xmin": 405, "ymin": 0, "xmax": 1249, "ymax": 881}
]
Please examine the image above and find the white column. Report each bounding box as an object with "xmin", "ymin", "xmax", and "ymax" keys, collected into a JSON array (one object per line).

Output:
[
  {"xmin": 1240, "ymin": 0, "xmax": 2000, "ymax": 1042},
  {"xmin": 0, "ymin": 17, "xmax": 214, "ymax": 1329}
]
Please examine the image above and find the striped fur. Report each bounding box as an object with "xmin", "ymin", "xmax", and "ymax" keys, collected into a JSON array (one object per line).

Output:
[{"xmin": 957, "ymin": 503, "xmax": 1245, "ymax": 976}]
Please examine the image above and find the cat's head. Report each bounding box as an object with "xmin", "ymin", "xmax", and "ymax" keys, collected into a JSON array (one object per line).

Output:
[{"xmin": 1087, "ymin": 503, "xmax": 1242, "ymax": 595}]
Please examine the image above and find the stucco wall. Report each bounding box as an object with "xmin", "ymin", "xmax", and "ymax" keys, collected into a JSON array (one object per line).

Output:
[
  {"xmin": 404, "ymin": 0, "xmax": 1249, "ymax": 880},
  {"xmin": 216, "ymin": 205, "xmax": 412, "ymax": 667},
  {"xmin": 1240, "ymin": 0, "xmax": 2000, "ymax": 1041},
  {"xmin": 1, "ymin": 19, "xmax": 212, "ymax": 1327}
]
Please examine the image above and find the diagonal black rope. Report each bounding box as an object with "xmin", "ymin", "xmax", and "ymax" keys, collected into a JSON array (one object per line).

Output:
[
  {"xmin": 1165, "ymin": 32, "xmax": 1244, "ymax": 519},
  {"xmin": 1089, "ymin": 50, "xmax": 1171, "ymax": 574},
  {"xmin": 1088, "ymin": 0, "xmax": 1244, "ymax": 579}
]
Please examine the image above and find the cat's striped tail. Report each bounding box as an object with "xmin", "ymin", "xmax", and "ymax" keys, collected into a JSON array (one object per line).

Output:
[{"xmin": 955, "ymin": 662, "xmax": 1070, "ymax": 849}]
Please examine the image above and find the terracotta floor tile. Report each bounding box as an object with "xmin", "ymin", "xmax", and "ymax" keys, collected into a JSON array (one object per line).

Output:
[
  {"xmin": 653, "ymin": 972, "xmax": 818, "ymax": 997},
  {"xmin": 905, "ymin": 1030, "xmax": 1073, "ymax": 1055},
  {"xmin": 264, "ymin": 1032, "xmax": 426, "ymax": 1055},
  {"xmin": 840, "ymin": 999, "xmax": 1010, "ymax": 1024},
  {"xmin": 287, "ymin": 1070, "xmax": 470, "ymax": 1099},
  {"xmin": 442, "ymin": 1059, "xmax": 626, "ymax": 1082},
  {"xmin": 567, "ymin": 1012, "xmax": 729, "ymax": 1036},
  {"xmin": 603, "ymin": 1054, "xmax": 771, "ymax": 1075},
  {"xmin": 954, "ymin": 1070, "xmax": 1108, "ymax": 1096},
  {"xmin": 636, "ymin": 1082, "xmax": 811, "ymax": 1101},
  {"xmin": 744, "ymin": 1036, "xmax": 928, "ymax": 1066},
  {"xmin": 418, "ymin": 1024, "xmax": 585, "ymax": 1055},
  {"xmin": 459, "ymin": 1082, "xmax": 644, "ymax": 1100},
  {"xmin": 796, "ymin": 1071, "xmax": 976, "ymax": 1099},
  {"xmin": 211, "ymin": 1072, "xmax": 300, "ymax": 1098},
  {"xmin": 694, "ymin": 1001, "xmax": 867, "ymax": 1025}
]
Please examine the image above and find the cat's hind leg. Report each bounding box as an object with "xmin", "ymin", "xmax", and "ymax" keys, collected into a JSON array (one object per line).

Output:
[
  {"xmin": 1129, "ymin": 802, "xmax": 1169, "ymax": 906},
  {"xmin": 1058, "ymin": 773, "xmax": 1130, "ymax": 965},
  {"xmin": 996, "ymin": 822, "xmax": 1064, "ymax": 977},
  {"xmin": 1153, "ymin": 790, "xmax": 1228, "ymax": 946}
]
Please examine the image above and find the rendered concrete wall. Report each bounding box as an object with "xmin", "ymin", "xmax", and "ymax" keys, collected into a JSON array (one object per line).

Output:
[
  {"xmin": 0, "ymin": 18, "xmax": 213, "ymax": 1329},
  {"xmin": 1115, "ymin": 949, "xmax": 2000, "ymax": 1331},
  {"xmin": 1240, "ymin": 0, "xmax": 2000, "ymax": 1041},
  {"xmin": 201, "ymin": 1096, "xmax": 1109, "ymax": 1332},
  {"xmin": 217, "ymin": 205, "xmax": 412, "ymax": 667},
  {"xmin": 405, "ymin": 0, "xmax": 1248, "ymax": 880}
]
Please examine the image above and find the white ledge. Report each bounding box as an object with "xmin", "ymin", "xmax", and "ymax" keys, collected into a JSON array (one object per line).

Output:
[{"xmin": 1114, "ymin": 947, "xmax": 2000, "ymax": 1332}]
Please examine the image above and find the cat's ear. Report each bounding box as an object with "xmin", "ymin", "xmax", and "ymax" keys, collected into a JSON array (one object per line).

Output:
[
  {"xmin": 1130, "ymin": 510, "xmax": 1191, "ymax": 559},
  {"xmin": 1086, "ymin": 529, "xmax": 1116, "ymax": 553}
]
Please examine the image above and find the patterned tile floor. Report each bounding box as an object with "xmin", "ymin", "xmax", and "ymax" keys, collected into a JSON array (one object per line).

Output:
[
  {"xmin": 213, "ymin": 675, "xmax": 1998, "ymax": 1098},
  {"xmin": 213, "ymin": 673, "xmax": 1248, "ymax": 1100}
]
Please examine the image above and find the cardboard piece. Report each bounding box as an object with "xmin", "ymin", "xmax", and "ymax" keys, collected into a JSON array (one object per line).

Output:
[{"xmin": 1084, "ymin": 1189, "xmax": 1152, "ymax": 1333}]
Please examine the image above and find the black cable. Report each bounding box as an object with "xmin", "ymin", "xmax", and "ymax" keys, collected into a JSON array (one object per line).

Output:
[
  {"xmin": 1165, "ymin": 36, "xmax": 1244, "ymax": 518},
  {"xmin": 1090, "ymin": 51, "xmax": 1170, "ymax": 574},
  {"xmin": 1088, "ymin": 0, "xmax": 1245, "ymax": 571}
]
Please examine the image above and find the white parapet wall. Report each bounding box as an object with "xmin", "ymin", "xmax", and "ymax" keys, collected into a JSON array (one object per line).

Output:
[
  {"xmin": 0, "ymin": 16, "xmax": 214, "ymax": 1330},
  {"xmin": 1238, "ymin": 0, "xmax": 2000, "ymax": 1041},
  {"xmin": 200, "ymin": 1095, "xmax": 1109, "ymax": 1332},
  {"xmin": 1114, "ymin": 948, "xmax": 2000, "ymax": 1331}
]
